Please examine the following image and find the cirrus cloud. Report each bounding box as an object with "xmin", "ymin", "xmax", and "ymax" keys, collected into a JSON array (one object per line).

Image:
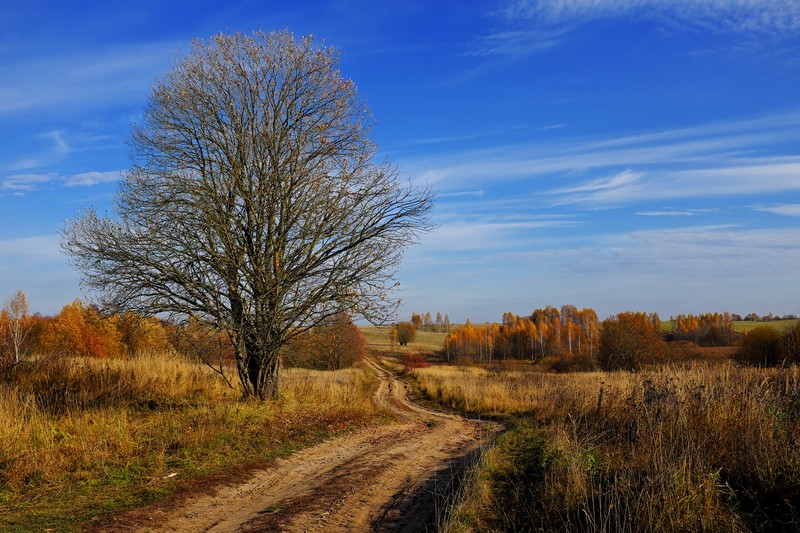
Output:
[{"xmin": 503, "ymin": 0, "xmax": 800, "ymax": 34}]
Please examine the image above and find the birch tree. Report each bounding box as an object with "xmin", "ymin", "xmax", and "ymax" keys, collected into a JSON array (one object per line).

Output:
[{"xmin": 4, "ymin": 290, "xmax": 31, "ymax": 363}]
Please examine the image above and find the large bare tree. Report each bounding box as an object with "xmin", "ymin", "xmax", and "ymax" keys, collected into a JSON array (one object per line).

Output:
[{"xmin": 62, "ymin": 31, "xmax": 433, "ymax": 399}]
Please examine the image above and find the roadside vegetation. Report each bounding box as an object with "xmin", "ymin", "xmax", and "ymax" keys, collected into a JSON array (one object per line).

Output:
[{"xmin": 0, "ymin": 354, "xmax": 381, "ymax": 531}]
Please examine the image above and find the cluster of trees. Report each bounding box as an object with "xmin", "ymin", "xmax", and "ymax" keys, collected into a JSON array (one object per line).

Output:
[
  {"xmin": 670, "ymin": 313, "xmax": 737, "ymax": 346},
  {"xmin": 410, "ymin": 312, "xmax": 450, "ymax": 332},
  {"xmin": 0, "ymin": 296, "xmax": 173, "ymax": 364},
  {"xmin": 446, "ymin": 306, "xmax": 800, "ymax": 371},
  {"xmin": 443, "ymin": 306, "xmax": 600, "ymax": 363},
  {"xmin": 442, "ymin": 307, "xmax": 667, "ymax": 371},
  {"xmin": 0, "ymin": 291, "xmax": 366, "ymax": 374}
]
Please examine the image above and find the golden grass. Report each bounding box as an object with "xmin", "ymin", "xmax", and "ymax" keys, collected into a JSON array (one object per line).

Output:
[
  {"xmin": 0, "ymin": 354, "xmax": 381, "ymax": 531},
  {"xmin": 416, "ymin": 362, "xmax": 800, "ymax": 531}
]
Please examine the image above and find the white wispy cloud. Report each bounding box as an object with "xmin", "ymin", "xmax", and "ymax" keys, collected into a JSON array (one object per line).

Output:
[
  {"xmin": 0, "ymin": 41, "xmax": 174, "ymax": 116},
  {"xmin": 439, "ymin": 189, "xmax": 486, "ymax": 199},
  {"xmin": 396, "ymin": 124, "xmax": 527, "ymax": 147},
  {"xmin": 574, "ymin": 225, "xmax": 800, "ymax": 274},
  {"xmin": 6, "ymin": 129, "xmax": 122, "ymax": 173},
  {"xmin": 636, "ymin": 210, "xmax": 706, "ymax": 216},
  {"xmin": 64, "ymin": 171, "xmax": 122, "ymax": 187},
  {"xmin": 401, "ymin": 111, "xmax": 800, "ymax": 207},
  {"xmin": 42, "ymin": 130, "xmax": 71, "ymax": 155},
  {"xmin": 1, "ymin": 170, "xmax": 122, "ymax": 192},
  {"xmin": 1, "ymin": 173, "xmax": 57, "ymax": 192},
  {"xmin": 552, "ymin": 170, "xmax": 641, "ymax": 194},
  {"xmin": 466, "ymin": 28, "xmax": 569, "ymax": 57},
  {"xmin": 555, "ymin": 160, "xmax": 800, "ymax": 206},
  {"xmin": 503, "ymin": 0, "xmax": 800, "ymax": 35},
  {"xmin": 752, "ymin": 203, "xmax": 800, "ymax": 217}
]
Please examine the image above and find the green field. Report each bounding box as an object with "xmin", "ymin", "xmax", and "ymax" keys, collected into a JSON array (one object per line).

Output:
[
  {"xmin": 359, "ymin": 325, "xmax": 447, "ymax": 354},
  {"xmin": 660, "ymin": 319, "xmax": 799, "ymax": 334},
  {"xmin": 732, "ymin": 319, "xmax": 799, "ymax": 333}
]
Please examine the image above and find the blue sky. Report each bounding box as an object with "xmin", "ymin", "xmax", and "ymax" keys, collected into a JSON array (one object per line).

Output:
[{"xmin": 1, "ymin": 0, "xmax": 799, "ymax": 322}]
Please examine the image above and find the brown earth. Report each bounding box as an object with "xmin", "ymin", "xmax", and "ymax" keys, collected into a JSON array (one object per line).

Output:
[{"xmin": 102, "ymin": 357, "xmax": 497, "ymax": 532}]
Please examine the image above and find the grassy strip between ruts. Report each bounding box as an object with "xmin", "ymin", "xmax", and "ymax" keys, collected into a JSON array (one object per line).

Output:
[
  {"xmin": 409, "ymin": 362, "xmax": 800, "ymax": 532},
  {"xmin": 0, "ymin": 355, "xmax": 387, "ymax": 532}
]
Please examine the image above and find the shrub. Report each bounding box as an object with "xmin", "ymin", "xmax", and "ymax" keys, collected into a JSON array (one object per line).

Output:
[
  {"xmin": 736, "ymin": 326, "xmax": 786, "ymax": 367},
  {"xmin": 285, "ymin": 313, "xmax": 366, "ymax": 370},
  {"xmin": 784, "ymin": 322, "xmax": 800, "ymax": 363},
  {"xmin": 664, "ymin": 340, "xmax": 703, "ymax": 363},
  {"xmin": 402, "ymin": 352, "xmax": 429, "ymax": 370},
  {"xmin": 394, "ymin": 322, "xmax": 416, "ymax": 346},
  {"xmin": 598, "ymin": 312, "xmax": 666, "ymax": 371}
]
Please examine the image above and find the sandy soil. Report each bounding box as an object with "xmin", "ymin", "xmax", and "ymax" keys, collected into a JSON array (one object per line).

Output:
[{"xmin": 110, "ymin": 358, "xmax": 496, "ymax": 532}]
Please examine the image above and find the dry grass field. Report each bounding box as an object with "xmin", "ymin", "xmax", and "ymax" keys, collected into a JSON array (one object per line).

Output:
[
  {"xmin": 410, "ymin": 362, "xmax": 800, "ymax": 531},
  {"xmin": 0, "ymin": 354, "xmax": 382, "ymax": 531}
]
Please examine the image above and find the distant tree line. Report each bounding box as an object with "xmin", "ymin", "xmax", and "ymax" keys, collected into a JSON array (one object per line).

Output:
[
  {"xmin": 410, "ymin": 311, "xmax": 451, "ymax": 333},
  {"xmin": 669, "ymin": 313, "xmax": 738, "ymax": 346},
  {"xmin": 0, "ymin": 291, "xmax": 365, "ymax": 376},
  {"xmin": 730, "ymin": 312, "xmax": 798, "ymax": 322},
  {"xmin": 443, "ymin": 306, "xmax": 601, "ymax": 365},
  {"xmin": 443, "ymin": 305, "xmax": 800, "ymax": 371}
]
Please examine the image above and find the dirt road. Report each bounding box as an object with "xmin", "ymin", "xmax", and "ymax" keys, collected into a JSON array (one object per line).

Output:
[{"xmin": 126, "ymin": 357, "xmax": 495, "ymax": 532}]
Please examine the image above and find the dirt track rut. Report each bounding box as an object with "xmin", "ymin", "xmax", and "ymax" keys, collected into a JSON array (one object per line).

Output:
[{"xmin": 124, "ymin": 358, "xmax": 495, "ymax": 532}]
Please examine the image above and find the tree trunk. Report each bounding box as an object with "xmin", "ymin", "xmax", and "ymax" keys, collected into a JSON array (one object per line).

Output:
[
  {"xmin": 257, "ymin": 353, "xmax": 281, "ymax": 400},
  {"xmin": 239, "ymin": 336, "xmax": 282, "ymax": 400}
]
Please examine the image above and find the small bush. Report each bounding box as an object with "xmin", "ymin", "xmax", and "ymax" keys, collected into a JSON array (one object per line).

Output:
[
  {"xmin": 785, "ymin": 322, "xmax": 800, "ymax": 363},
  {"xmin": 736, "ymin": 326, "xmax": 785, "ymax": 367},
  {"xmin": 402, "ymin": 352, "xmax": 429, "ymax": 370},
  {"xmin": 664, "ymin": 340, "xmax": 703, "ymax": 363},
  {"xmin": 285, "ymin": 313, "xmax": 366, "ymax": 370},
  {"xmin": 598, "ymin": 312, "xmax": 666, "ymax": 371},
  {"xmin": 467, "ymin": 423, "xmax": 558, "ymax": 531},
  {"xmin": 394, "ymin": 322, "xmax": 417, "ymax": 346}
]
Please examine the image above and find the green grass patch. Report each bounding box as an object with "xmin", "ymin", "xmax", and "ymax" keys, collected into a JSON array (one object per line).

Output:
[{"xmin": 733, "ymin": 319, "xmax": 799, "ymax": 333}]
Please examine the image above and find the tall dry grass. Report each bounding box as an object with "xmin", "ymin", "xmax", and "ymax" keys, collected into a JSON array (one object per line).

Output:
[
  {"xmin": 414, "ymin": 362, "xmax": 800, "ymax": 532},
  {"xmin": 0, "ymin": 354, "xmax": 380, "ymax": 531}
]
